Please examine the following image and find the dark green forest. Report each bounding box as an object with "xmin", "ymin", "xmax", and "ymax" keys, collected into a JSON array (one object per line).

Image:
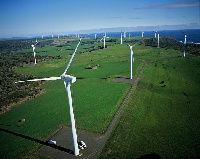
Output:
[{"xmin": 0, "ymin": 39, "xmax": 53, "ymax": 53}]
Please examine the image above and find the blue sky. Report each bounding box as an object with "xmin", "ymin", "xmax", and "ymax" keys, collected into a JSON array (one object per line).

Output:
[{"xmin": 0, "ymin": 0, "xmax": 199, "ymax": 37}]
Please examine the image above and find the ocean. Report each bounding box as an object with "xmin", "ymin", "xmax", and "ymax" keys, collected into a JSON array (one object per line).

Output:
[{"xmin": 81, "ymin": 29, "xmax": 200, "ymax": 44}]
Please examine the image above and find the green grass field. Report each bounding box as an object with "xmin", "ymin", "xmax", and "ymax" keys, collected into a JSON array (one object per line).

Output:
[
  {"xmin": 15, "ymin": 38, "xmax": 115, "ymax": 57},
  {"xmin": 99, "ymin": 53, "xmax": 200, "ymax": 158},
  {"xmin": 0, "ymin": 38, "xmax": 141, "ymax": 158},
  {"xmin": 1, "ymin": 37, "xmax": 200, "ymax": 159}
]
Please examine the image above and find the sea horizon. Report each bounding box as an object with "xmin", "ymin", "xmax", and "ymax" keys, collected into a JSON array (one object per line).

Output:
[{"xmin": 1, "ymin": 29, "xmax": 200, "ymax": 44}]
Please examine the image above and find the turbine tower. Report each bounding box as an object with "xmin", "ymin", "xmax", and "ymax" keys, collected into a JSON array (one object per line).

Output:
[
  {"xmin": 104, "ymin": 35, "xmax": 106, "ymax": 49},
  {"xmin": 124, "ymin": 32, "xmax": 126, "ymax": 38},
  {"xmin": 142, "ymin": 31, "xmax": 144, "ymax": 38},
  {"xmin": 121, "ymin": 32, "xmax": 123, "ymax": 44},
  {"xmin": 183, "ymin": 34, "xmax": 187, "ymax": 57},
  {"xmin": 129, "ymin": 45, "xmax": 133, "ymax": 79},
  {"xmin": 157, "ymin": 30, "xmax": 165, "ymax": 49},
  {"xmin": 180, "ymin": 31, "xmax": 187, "ymax": 57},
  {"xmin": 31, "ymin": 39, "xmax": 38, "ymax": 65},
  {"xmin": 157, "ymin": 33, "xmax": 160, "ymax": 48},
  {"xmin": 154, "ymin": 31, "xmax": 157, "ymax": 38},
  {"xmin": 16, "ymin": 39, "xmax": 83, "ymax": 156},
  {"xmin": 52, "ymin": 34, "xmax": 54, "ymax": 39},
  {"xmin": 95, "ymin": 34, "xmax": 97, "ymax": 39},
  {"xmin": 122, "ymin": 39, "xmax": 143, "ymax": 79}
]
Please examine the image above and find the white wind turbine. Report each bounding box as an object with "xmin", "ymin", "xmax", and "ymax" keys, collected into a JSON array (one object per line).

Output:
[
  {"xmin": 157, "ymin": 33, "xmax": 160, "ymax": 48},
  {"xmin": 142, "ymin": 31, "xmax": 144, "ymax": 38},
  {"xmin": 154, "ymin": 30, "xmax": 157, "ymax": 38},
  {"xmin": 95, "ymin": 34, "xmax": 97, "ymax": 39},
  {"xmin": 156, "ymin": 30, "xmax": 165, "ymax": 48},
  {"xmin": 99, "ymin": 34, "xmax": 106, "ymax": 49},
  {"xmin": 124, "ymin": 32, "xmax": 126, "ymax": 38},
  {"xmin": 31, "ymin": 39, "xmax": 38, "ymax": 65},
  {"xmin": 121, "ymin": 32, "xmax": 123, "ymax": 44},
  {"xmin": 103, "ymin": 34, "xmax": 110, "ymax": 49},
  {"xmin": 104, "ymin": 35, "xmax": 106, "ymax": 49},
  {"xmin": 180, "ymin": 30, "xmax": 187, "ymax": 57},
  {"xmin": 123, "ymin": 38, "xmax": 143, "ymax": 79},
  {"xmin": 15, "ymin": 39, "xmax": 83, "ymax": 156}
]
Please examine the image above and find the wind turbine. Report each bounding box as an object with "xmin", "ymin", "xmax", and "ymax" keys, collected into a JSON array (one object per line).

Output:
[
  {"xmin": 31, "ymin": 39, "xmax": 38, "ymax": 65},
  {"xmin": 180, "ymin": 30, "xmax": 187, "ymax": 57},
  {"xmin": 157, "ymin": 33, "xmax": 160, "ymax": 48},
  {"xmin": 124, "ymin": 32, "xmax": 126, "ymax": 38},
  {"xmin": 123, "ymin": 38, "xmax": 143, "ymax": 79},
  {"xmin": 154, "ymin": 30, "xmax": 157, "ymax": 38},
  {"xmin": 52, "ymin": 34, "xmax": 54, "ymax": 39},
  {"xmin": 157, "ymin": 30, "xmax": 165, "ymax": 48},
  {"xmin": 121, "ymin": 32, "xmax": 123, "ymax": 44},
  {"xmin": 142, "ymin": 31, "xmax": 144, "ymax": 38},
  {"xmin": 95, "ymin": 34, "xmax": 97, "ymax": 39},
  {"xmin": 15, "ymin": 39, "xmax": 83, "ymax": 156},
  {"xmin": 104, "ymin": 35, "xmax": 106, "ymax": 49}
]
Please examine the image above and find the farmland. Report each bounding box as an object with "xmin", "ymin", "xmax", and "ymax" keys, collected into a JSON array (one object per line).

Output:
[
  {"xmin": 0, "ymin": 37, "xmax": 200, "ymax": 158},
  {"xmin": 99, "ymin": 47, "xmax": 200, "ymax": 158},
  {"xmin": 0, "ymin": 37, "xmax": 139, "ymax": 158}
]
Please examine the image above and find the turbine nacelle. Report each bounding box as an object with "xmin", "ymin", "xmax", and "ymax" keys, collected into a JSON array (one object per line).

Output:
[{"xmin": 61, "ymin": 75, "xmax": 76, "ymax": 83}]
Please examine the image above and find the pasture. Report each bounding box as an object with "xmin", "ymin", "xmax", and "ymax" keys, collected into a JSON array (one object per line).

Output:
[
  {"xmin": 0, "ymin": 37, "xmax": 141, "ymax": 158},
  {"xmin": 99, "ymin": 50, "xmax": 200, "ymax": 158},
  {"xmin": 1, "ymin": 36, "xmax": 200, "ymax": 159}
]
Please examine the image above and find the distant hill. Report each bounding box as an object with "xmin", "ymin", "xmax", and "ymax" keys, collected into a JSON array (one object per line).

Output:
[
  {"xmin": 0, "ymin": 39, "xmax": 53, "ymax": 53},
  {"xmin": 140, "ymin": 37, "xmax": 200, "ymax": 56}
]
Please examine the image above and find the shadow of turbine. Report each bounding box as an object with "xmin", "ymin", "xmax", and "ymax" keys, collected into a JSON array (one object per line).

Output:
[{"xmin": 0, "ymin": 128, "xmax": 74, "ymax": 155}]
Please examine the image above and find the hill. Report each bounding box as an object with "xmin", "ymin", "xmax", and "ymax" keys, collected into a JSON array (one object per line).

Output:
[{"xmin": 140, "ymin": 37, "xmax": 200, "ymax": 56}]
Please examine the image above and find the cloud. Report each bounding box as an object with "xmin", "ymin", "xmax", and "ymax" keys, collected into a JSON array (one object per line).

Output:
[{"xmin": 135, "ymin": 1, "xmax": 200, "ymax": 9}]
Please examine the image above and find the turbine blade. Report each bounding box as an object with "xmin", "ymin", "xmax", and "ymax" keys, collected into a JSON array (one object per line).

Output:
[
  {"xmin": 180, "ymin": 30, "xmax": 185, "ymax": 35},
  {"xmin": 132, "ymin": 38, "xmax": 143, "ymax": 46},
  {"xmin": 15, "ymin": 77, "xmax": 61, "ymax": 83},
  {"xmin": 63, "ymin": 38, "xmax": 82, "ymax": 75},
  {"xmin": 122, "ymin": 42, "xmax": 129, "ymax": 46}
]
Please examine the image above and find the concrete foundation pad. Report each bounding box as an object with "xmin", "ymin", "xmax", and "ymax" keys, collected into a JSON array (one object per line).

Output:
[{"xmin": 39, "ymin": 127, "xmax": 104, "ymax": 159}]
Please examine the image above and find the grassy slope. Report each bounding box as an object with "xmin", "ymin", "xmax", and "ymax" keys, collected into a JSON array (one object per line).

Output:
[
  {"xmin": 0, "ymin": 41, "xmax": 142, "ymax": 158},
  {"xmin": 15, "ymin": 38, "xmax": 107, "ymax": 57},
  {"xmin": 99, "ymin": 52, "xmax": 200, "ymax": 158}
]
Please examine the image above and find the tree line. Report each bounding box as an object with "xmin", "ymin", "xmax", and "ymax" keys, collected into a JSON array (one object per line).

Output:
[
  {"xmin": 140, "ymin": 37, "xmax": 200, "ymax": 56},
  {"xmin": 0, "ymin": 39, "xmax": 53, "ymax": 53}
]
